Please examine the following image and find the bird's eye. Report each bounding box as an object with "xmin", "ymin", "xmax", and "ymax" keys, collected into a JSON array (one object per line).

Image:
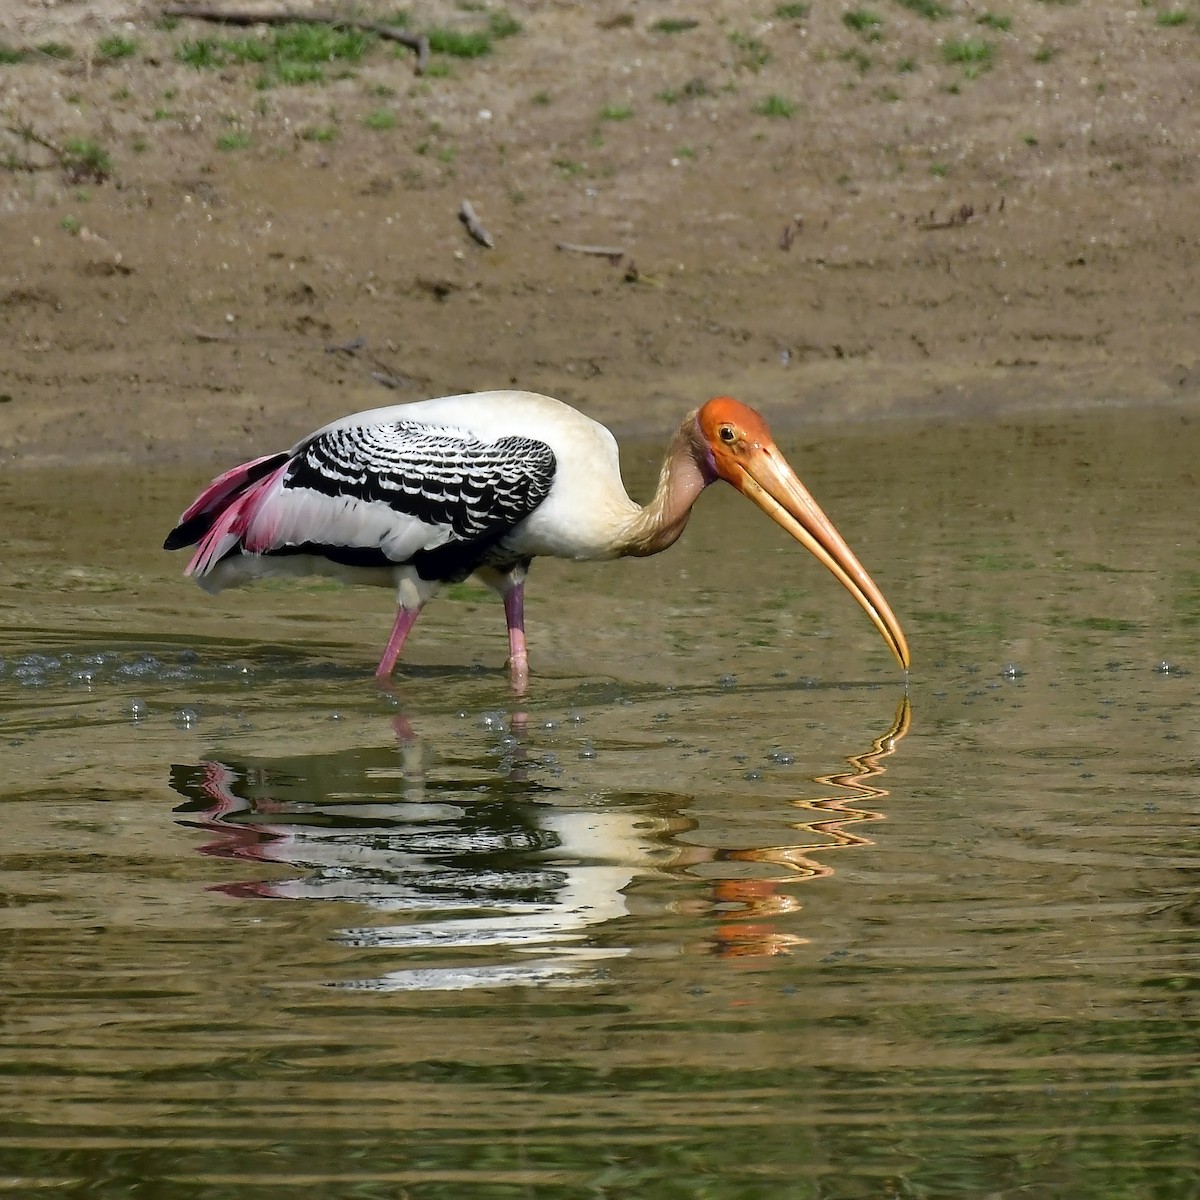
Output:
[{"xmin": 718, "ymin": 425, "xmax": 736, "ymax": 444}]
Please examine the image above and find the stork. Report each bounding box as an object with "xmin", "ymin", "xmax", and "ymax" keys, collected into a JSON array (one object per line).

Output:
[{"xmin": 165, "ymin": 390, "xmax": 910, "ymax": 691}]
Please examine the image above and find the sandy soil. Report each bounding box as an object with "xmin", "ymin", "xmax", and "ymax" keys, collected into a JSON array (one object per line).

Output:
[{"xmin": 1, "ymin": 0, "xmax": 1198, "ymax": 468}]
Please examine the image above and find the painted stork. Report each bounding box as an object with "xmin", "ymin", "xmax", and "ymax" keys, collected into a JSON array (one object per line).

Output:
[{"xmin": 165, "ymin": 390, "xmax": 910, "ymax": 691}]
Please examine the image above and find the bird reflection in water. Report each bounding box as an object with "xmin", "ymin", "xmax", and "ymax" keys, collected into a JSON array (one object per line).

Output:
[
  {"xmin": 171, "ymin": 698, "xmax": 910, "ymax": 988},
  {"xmin": 705, "ymin": 696, "xmax": 911, "ymax": 959}
]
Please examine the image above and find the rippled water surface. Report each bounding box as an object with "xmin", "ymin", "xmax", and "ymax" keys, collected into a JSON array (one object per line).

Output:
[{"xmin": 2, "ymin": 406, "xmax": 1197, "ymax": 1198}]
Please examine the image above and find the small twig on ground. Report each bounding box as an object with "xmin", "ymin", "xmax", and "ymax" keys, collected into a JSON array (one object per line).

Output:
[
  {"xmin": 326, "ymin": 335, "xmax": 414, "ymax": 389},
  {"xmin": 779, "ymin": 216, "xmax": 803, "ymax": 251},
  {"xmin": 161, "ymin": 5, "xmax": 430, "ymax": 73},
  {"xmin": 2, "ymin": 121, "xmax": 112, "ymax": 183},
  {"xmin": 556, "ymin": 241, "xmax": 625, "ymax": 266},
  {"xmin": 914, "ymin": 199, "xmax": 1003, "ymax": 231},
  {"xmin": 459, "ymin": 199, "xmax": 494, "ymax": 248}
]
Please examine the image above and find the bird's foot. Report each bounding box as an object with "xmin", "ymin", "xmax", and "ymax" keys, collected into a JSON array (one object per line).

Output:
[{"xmin": 508, "ymin": 654, "xmax": 530, "ymax": 697}]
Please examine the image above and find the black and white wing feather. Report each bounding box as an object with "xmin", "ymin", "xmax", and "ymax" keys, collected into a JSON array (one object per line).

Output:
[{"xmin": 247, "ymin": 421, "xmax": 557, "ymax": 575}]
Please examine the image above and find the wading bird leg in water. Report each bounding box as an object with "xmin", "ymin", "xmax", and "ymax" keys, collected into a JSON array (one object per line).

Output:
[
  {"xmin": 376, "ymin": 606, "xmax": 422, "ymax": 681},
  {"xmin": 501, "ymin": 568, "xmax": 530, "ymax": 696}
]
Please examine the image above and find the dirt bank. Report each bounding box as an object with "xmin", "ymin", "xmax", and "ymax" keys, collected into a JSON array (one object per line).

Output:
[{"xmin": 2, "ymin": 0, "xmax": 1199, "ymax": 467}]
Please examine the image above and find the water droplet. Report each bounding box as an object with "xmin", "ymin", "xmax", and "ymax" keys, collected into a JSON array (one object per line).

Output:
[
  {"xmin": 174, "ymin": 707, "xmax": 199, "ymax": 729},
  {"xmin": 1002, "ymin": 663, "xmax": 1024, "ymax": 678}
]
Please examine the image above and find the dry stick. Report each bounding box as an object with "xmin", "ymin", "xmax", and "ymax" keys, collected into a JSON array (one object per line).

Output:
[
  {"xmin": 3, "ymin": 121, "xmax": 62, "ymax": 157},
  {"xmin": 459, "ymin": 199, "xmax": 494, "ymax": 249},
  {"xmin": 161, "ymin": 5, "xmax": 430, "ymax": 72},
  {"xmin": 556, "ymin": 242, "xmax": 625, "ymax": 264}
]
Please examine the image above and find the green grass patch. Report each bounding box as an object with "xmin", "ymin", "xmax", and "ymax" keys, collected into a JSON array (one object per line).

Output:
[
  {"xmin": 62, "ymin": 139, "xmax": 111, "ymax": 182},
  {"xmin": 427, "ymin": 28, "xmax": 492, "ymax": 57},
  {"xmin": 216, "ymin": 130, "xmax": 251, "ymax": 151},
  {"xmin": 1156, "ymin": 8, "xmax": 1189, "ymax": 25},
  {"xmin": 98, "ymin": 34, "xmax": 138, "ymax": 59},
  {"xmin": 977, "ymin": 11, "xmax": 1013, "ymax": 29},
  {"xmin": 897, "ymin": 55, "xmax": 918, "ymax": 71},
  {"xmin": 652, "ymin": 17, "xmax": 699, "ymax": 33},
  {"xmin": 270, "ymin": 24, "xmax": 374, "ymax": 62},
  {"xmin": 264, "ymin": 61, "xmax": 325, "ymax": 86},
  {"xmin": 177, "ymin": 23, "xmax": 374, "ymax": 84},
  {"xmin": 929, "ymin": 161, "xmax": 949, "ymax": 177},
  {"xmin": 1032, "ymin": 43, "xmax": 1057, "ymax": 62},
  {"xmin": 1073, "ymin": 616, "xmax": 1140, "ymax": 632},
  {"xmin": 893, "ymin": 0, "xmax": 948, "ymax": 18},
  {"xmin": 488, "ymin": 12, "xmax": 523, "ymax": 39},
  {"xmin": 37, "ymin": 41, "xmax": 75, "ymax": 59},
  {"xmin": 943, "ymin": 36, "xmax": 995, "ymax": 70},
  {"xmin": 843, "ymin": 8, "xmax": 884, "ymax": 38},
  {"xmin": 362, "ymin": 108, "xmax": 396, "ymax": 130},
  {"xmin": 754, "ymin": 93, "xmax": 795, "ymax": 117},
  {"xmin": 445, "ymin": 582, "xmax": 491, "ymax": 602},
  {"xmin": 599, "ymin": 104, "xmax": 633, "ymax": 120},
  {"xmin": 301, "ymin": 125, "xmax": 337, "ymax": 142},
  {"xmin": 0, "ymin": 42, "xmax": 27, "ymax": 64},
  {"xmin": 730, "ymin": 31, "xmax": 771, "ymax": 71},
  {"xmin": 176, "ymin": 37, "xmax": 225, "ymax": 68},
  {"xmin": 775, "ymin": 3, "xmax": 810, "ymax": 17},
  {"xmin": 840, "ymin": 47, "xmax": 874, "ymax": 72}
]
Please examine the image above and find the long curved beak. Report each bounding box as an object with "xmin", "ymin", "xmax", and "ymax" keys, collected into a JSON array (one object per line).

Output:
[{"xmin": 732, "ymin": 448, "xmax": 911, "ymax": 670}]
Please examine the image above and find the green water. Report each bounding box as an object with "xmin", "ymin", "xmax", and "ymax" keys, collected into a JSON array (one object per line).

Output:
[{"xmin": 0, "ymin": 405, "xmax": 1196, "ymax": 1197}]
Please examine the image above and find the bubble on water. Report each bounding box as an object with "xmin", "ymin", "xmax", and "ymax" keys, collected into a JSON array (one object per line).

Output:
[
  {"xmin": 498, "ymin": 733, "xmax": 519, "ymax": 752},
  {"xmin": 129, "ymin": 699, "xmax": 147, "ymax": 721},
  {"xmin": 117, "ymin": 654, "xmax": 164, "ymax": 680},
  {"xmin": 578, "ymin": 742, "xmax": 597, "ymax": 760},
  {"xmin": 477, "ymin": 710, "xmax": 506, "ymax": 730},
  {"xmin": 767, "ymin": 750, "xmax": 795, "ymax": 766},
  {"xmin": 1002, "ymin": 663, "xmax": 1025, "ymax": 678},
  {"xmin": 717, "ymin": 674, "xmax": 737, "ymax": 690},
  {"xmin": 174, "ymin": 707, "xmax": 199, "ymax": 729},
  {"xmin": 744, "ymin": 769, "xmax": 763, "ymax": 782},
  {"xmin": 178, "ymin": 648, "xmax": 199, "ymax": 665},
  {"xmin": 1155, "ymin": 661, "xmax": 1176, "ymax": 675},
  {"xmin": 566, "ymin": 710, "xmax": 585, "ymax": 724},
  {"xmin": 330, "ymin": 712, "xmax": 342, "ymax": 721},
  {"xmin": 72, "ymin": 670, "xmax": 94, "ymax": 686},
  {"xmin": 541, "ymin": 718, "xmax": 559, "ymax": 730}
]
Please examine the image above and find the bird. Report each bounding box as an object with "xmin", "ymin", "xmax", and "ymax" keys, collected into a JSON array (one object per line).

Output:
[{"xmin": 164, "ymin": 390, "xmax": 910, "ymax": 692}]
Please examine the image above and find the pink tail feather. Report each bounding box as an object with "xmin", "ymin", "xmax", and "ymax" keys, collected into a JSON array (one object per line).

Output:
[
  {"xmin": 177, "ymin": 452, "xmax": 284, "ymax": 527},
  {"xmin": 185, "ymin": 461, "xmax": 291, "ymax": 577}
]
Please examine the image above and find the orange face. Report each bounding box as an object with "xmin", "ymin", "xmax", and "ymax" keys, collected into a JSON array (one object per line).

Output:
[
  {"xmin": 696, "ymin": 396, "xmax": 778, "ymax": 484},
  {"xmin": 696, "ymin": 396, "xmax": 910, "ymax": 670}
]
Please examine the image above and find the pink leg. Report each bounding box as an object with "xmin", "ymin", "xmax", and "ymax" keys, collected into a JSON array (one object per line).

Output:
[
  {"xmin": 376, "ymin": 605, "xmax": 422, "ymax": 679},
  {"xmin": 503, "ymin": 579, "xmax": 529, "ymax": 695}
]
